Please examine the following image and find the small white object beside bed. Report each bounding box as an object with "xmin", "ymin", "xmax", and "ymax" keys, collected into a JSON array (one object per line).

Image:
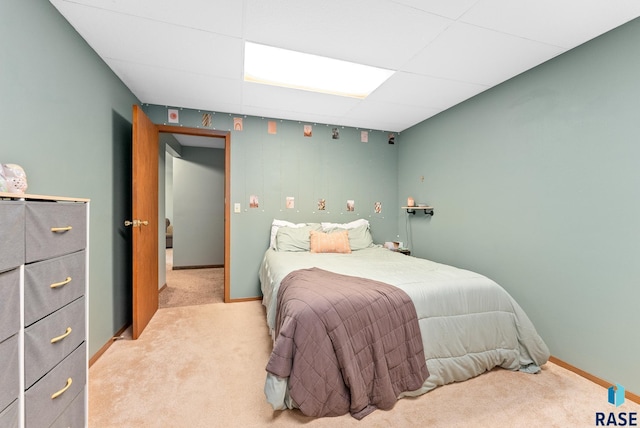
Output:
[{"xmin": 260, "ymin": 219, "xmax": 549, "ymax": 415}]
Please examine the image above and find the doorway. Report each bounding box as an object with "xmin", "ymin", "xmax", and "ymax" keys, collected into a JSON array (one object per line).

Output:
[
  {"xmin": 162, "ymin": 139, "xmax": 225, "ymax": 307},
  {"xmin": 157, "ymin": 125, "xmax": 230, "ymax": 303}
]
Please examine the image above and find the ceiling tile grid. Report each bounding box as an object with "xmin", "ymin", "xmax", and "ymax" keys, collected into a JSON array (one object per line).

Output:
[{"xmin": 50, "ymin": 0, "xmax": 640, "ymax": 132}]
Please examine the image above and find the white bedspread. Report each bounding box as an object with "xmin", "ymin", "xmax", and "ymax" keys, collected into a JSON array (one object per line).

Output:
[{"xmin": 260, "ymin": 246, "xmax": 550, "ymax": 409}]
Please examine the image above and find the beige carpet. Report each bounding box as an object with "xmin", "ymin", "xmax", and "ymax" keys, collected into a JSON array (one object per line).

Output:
[
  {"xmin": 89, "ymin": 300, "xmax": 639, "ymax": 427},
  {"xmin": 159, "ymin": 249, "xmax": 224, "ymax": 308}
]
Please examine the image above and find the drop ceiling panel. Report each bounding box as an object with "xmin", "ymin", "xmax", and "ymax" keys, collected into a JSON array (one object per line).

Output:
[
  {"xmin": 54, "ymin": 0, "xmax": 244, "ymax": 37},
  {"xmin": 391, "ymin": 0, "xmax": 481, "ymax": 20},
  {"xmin": 242, "ymin": 82, "xmax": 361, "ymax": 117},
  {"xmin": 367, "ymin": 72, "xmax": 489, "ymax": 110},
  {"xmin": 404, "ymin": 22, "xmax": 565, "ymax": 86},
  {"xmin": 345, "ymin": 101, "xmax": 442, "ymax": 132},
  {"xmin": 460, "ymin": 0, "xmax": 640, "ymax": 49},
  {"xmin": 108, "ymin": 59, "xmax": 243, "ymax": 113},
  {"xmin": 244, "ymin": 0, "xmax": 452, "ymax": 69},
  {"xmin": 52, "ymin": 3, "xmax": 242, "ymax": 79}
]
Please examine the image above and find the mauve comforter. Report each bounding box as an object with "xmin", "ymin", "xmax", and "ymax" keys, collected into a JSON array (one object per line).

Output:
[{"xmin": 265, "ymin": 267, "xmax": 429, "ymax": 419}]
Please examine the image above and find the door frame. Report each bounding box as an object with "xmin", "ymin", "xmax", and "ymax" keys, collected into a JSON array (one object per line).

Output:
[{"xmin": 157, "ymin": 124, "xmax": 231, "ymax": 303}]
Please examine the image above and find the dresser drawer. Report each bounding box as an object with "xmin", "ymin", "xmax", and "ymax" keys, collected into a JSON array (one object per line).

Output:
[
  {"xmin": 0, "ymin": 268, "xmax": 20, "ymax": 342},
  {"xmin": 0, "ymin": 201, "xmax": 24, "ymax": 272},
  {"xmin": 25, "ymin": 343, "xmax": 86, "ymax": 428},
  {"xmin": 0, "ymin": 335, "xmax": 20, "ymax": 414},
  {"xmin": 50, "ymin": 387, "xmax": 85, "ymax": 428},
  {"xmin": 25, "ymin": 202, "xmax": 86, "ymax": 263},
  {"xmin": 0, "ymin": 399, "xmax": 19, "ymax": 428},
  {"xmin": 24, "ymin": 251, "xmax": 86, "ymax": 327},
  {"xmin": 25, "ymin": 297, "xmax": 86, "ymax": 389}
]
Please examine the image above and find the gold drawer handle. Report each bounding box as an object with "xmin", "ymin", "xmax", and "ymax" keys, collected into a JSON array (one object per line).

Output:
[
  {"xmin": 51, "ymin": 226, "xmax": 73, "ymax": 233},
  {"xmin": 51, "ymin": 377, "xmax": 73, "ymax": 399},
  {"xmin": 51, "ymin": 327, "xmax": 72, "ymax": 344},
  {"xmin": 50, "ymin": 277, "xmax": 72, "ymax": 289}
]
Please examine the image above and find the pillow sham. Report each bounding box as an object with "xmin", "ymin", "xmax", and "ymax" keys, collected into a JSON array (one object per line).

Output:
[
  {"xmin": 310, "ymin": 230, "xmax": 351, "ymax": 254},
  {"xmin": 275, "ymin": 224, "xmax": 322, "ymax": 252},
  {"xmin": 270, "ymin": 219, "xmax": 306, "ymax": 249},
  {"xmin": 321, "ymin": 218, "xmax": 369, "ymax": 231},
  {"xmin": 347, "ymin": 224, "xmax": 374, "ymax": 250}
]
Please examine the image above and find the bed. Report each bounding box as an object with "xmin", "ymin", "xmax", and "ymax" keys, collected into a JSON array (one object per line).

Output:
[{"xmin": 260, "ymin": 219, "xmax": 550, "ymax": 418}]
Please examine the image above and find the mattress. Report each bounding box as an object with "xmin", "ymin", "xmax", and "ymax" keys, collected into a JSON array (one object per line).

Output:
[{"xmin": 260, "ymin": 246, "xmax": 550, "ymax": 410}]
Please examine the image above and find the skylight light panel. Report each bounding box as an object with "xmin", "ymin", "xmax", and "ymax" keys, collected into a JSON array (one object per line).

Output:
[{"xmin": 244, "ymin": 42, "xmax": 395, "ymax": 99}]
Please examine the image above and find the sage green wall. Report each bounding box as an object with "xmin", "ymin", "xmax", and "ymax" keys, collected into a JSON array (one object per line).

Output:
[
  {"xmin": 158, "ymin": 145, "xmax": 167, "ymax": 290},
  {"xmin": 165, "ymin": 154, "xmax": 174, "ymax": 224},
  {"xmin": 173, "ymin": 147, "xmax": 225, "ymax": 268},
  {"xmin": 142, "ymin": 104, "xmax": 400, "ymax": 298},
  {"xmin": 1, "ymin": 0, "xmax": 139, "ymax": 357},
  {"xmin": 398, "ymin": 19, "xmax": 640, "ymax": 394}
]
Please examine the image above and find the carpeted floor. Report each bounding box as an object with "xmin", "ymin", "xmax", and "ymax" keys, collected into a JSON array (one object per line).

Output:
[
  {"xmin": 89, "ymin": 299, "xmax": 640, "ymax": 427},
  {"xmin": 159, "ymin": 249, "xmax": 224, "ymax": 308}
]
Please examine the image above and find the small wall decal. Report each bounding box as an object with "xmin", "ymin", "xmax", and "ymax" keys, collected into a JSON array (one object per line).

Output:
[
  {"xmin": 304, "ymin": 125, "xmax": 312, "ymax": 137},
  {"xmin": 202, "ymin": 113, "xmax": 212, "ymax": 127},
  {"xmin": 250, "ymin": 195, "xmax": 259, "ymax": 208},
  {"xmin": 318, "ymin": 198, "xmax": 326, "ymax": 210},
  {"xmin": 346, "ymin": 200, "xmax": 355, "ymax": 212},
  {"xmin": 332, "ymin": 128, "xmax": 340, "ymax": 140},
  {"xmin": 268, "ymin": 121, "xmax": 277, "ymax": 135},
  {"xmin": 168, "ymin": 108, "xmax": 179, "ymax": 123},
  {"xmin": 286, "ymin": 196, "xmax": 295, "ymax": 209},
  {"xmin": 361, "ymin": 131, "xmax": 368, "ymax": 143},
  {"xmin": 233, "ymin": 117, "xmax": 243, "ymax": 131}
]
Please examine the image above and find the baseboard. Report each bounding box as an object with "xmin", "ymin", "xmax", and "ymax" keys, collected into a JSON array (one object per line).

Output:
[
  {"xmin": 226, "ymin": 296, "xmax": 262, "ymax": 303},
  {"xmin": 159, "ymin": 283, "xmax": 167, "ymax": 293},
  {"xmin": 172, "ymin": 264, "xmax": 223, "ymax": 270},
  {"xmin": 549, "ymin": 356, "xmax": 639, "ymax": 404},
  {"xmin": 89, "ymin": 323, "xmax": 130, "ymax": 367}
]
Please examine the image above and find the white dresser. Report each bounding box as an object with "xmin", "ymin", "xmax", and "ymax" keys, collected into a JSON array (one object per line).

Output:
[{"xmin": 0, "ymin": 193, "xmax": 89, "ymax": 428}]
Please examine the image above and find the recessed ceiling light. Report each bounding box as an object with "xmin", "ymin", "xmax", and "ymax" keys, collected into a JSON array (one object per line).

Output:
[{"xmin": 244, "ymin": 42, "xmax": 395, "ymax": 99}]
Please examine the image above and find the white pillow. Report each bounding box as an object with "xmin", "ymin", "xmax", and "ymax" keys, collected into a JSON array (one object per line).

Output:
[
  {"xmin": 321, "ymin": 218, "xmax": 369, "ymax": 231},
  {"xmin": 270, "ymin": 219, "xmax": 306, "ymax": 249}
]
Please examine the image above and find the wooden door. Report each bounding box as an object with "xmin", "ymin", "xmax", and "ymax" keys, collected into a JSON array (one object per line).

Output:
[{"xmin": 131, "ymin": 105, "xmax": 159, "ymax": 339}]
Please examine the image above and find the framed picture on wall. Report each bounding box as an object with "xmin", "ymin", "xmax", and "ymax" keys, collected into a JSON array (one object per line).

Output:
[
  {"xmin": 361, "ymin": 131, "xmax": 368, "ymax": 143},
  {"xmin": 168, "ymin": 108, "xmax": 179, "ymax": 123},
  {"xmin": 304, "ymin": 125, "xmax": 312, "ymax": 137}
]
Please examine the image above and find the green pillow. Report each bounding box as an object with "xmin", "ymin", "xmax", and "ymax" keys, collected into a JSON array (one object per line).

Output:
[
  {"xmin": 275, "ymin": 224, "xmax": 322, "ymax": 251},
  {"xmin": 347, "ymin": 224, "xmax": 374, "ymax": 250}
]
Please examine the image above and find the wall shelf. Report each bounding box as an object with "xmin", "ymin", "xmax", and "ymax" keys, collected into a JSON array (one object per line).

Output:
[{"xmin": 402, "ymin": 206, "xmax": 434, "ymax": 216}]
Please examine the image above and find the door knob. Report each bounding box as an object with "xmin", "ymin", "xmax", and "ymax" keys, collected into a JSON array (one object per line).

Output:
[{"xmin": 124, "ymin": 219, "xmax": 150, "ymax": 227}]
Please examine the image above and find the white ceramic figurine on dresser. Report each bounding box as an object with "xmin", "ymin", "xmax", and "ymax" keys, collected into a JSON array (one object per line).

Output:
[{"xmin": 0, "ymin": 164, "xmax": 28, "ymax": 194}]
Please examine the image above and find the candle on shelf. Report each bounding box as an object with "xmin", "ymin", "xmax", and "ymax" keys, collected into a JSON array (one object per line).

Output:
[{"xmin": 407, "ymin": 197, "xmax": 415, "ymax": 207}]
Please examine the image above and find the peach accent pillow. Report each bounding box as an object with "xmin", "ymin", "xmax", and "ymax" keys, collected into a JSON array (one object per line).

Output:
[{"xmin": 309, "ymin": 230, "xmax": 351, "ymax": 254}]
